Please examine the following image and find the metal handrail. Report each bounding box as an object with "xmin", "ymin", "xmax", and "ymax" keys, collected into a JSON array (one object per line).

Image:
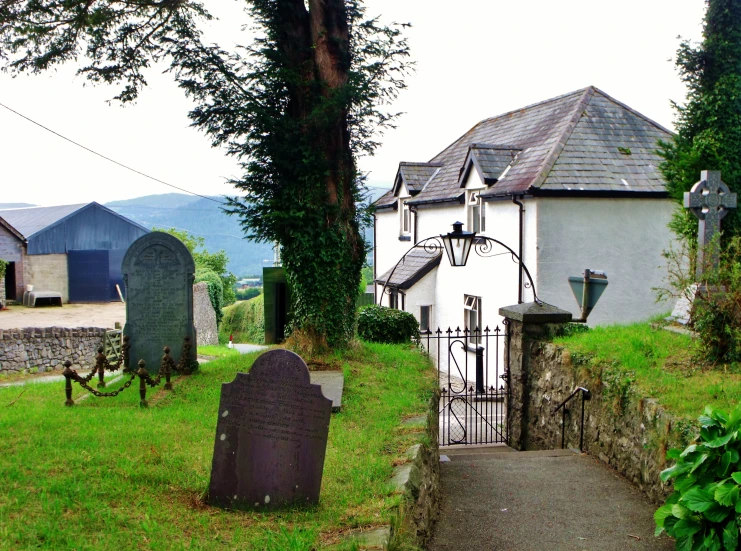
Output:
[{"xmin": 553, "ymin": 387, "xmax": 591, "ymax": 452}]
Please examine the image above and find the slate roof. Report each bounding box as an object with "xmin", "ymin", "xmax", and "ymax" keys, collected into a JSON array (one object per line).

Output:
[
  {"xmin": 375, "ymin": 87, "xmax": 672, "ymax": 209},
  {"xmin": 375, "ymin": 248, "xmax": 442, "ymax": 289},
  {"xmin": 396, "ymin": 162, "xmax": 443, "ymax": 194},
  {"xmin": 0, "ymin": 204, "xmax": 87, "ymax": 238}
]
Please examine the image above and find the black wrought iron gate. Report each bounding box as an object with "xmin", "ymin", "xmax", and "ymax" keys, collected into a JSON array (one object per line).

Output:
[{"xmin": 423, "ymin": 324, "xmax": 510, "ymax": 446}]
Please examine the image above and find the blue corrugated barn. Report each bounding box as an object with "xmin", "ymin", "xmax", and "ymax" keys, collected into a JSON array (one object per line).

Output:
[{"xmin": 0, "ymin": 202, "xmax": 149, "ymax": 303}]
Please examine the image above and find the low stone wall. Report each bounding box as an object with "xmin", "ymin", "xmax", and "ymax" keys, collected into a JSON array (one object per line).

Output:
[
  {"xmin": 193, "ymin": 282, "xmax": 217, "ymax": 346},
  {"xmin": 0, "ymin": 327, "xmax": 106, "ymax": 374},
  {"xmin": 506, "ymin": 318, "xmax": 694, "ymax": 504}
]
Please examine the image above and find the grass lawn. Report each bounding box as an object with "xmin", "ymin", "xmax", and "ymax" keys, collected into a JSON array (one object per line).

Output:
[
  {"xmin": 555, "ymin": 321, "xmax": 741, "ymax": 419},
  {"xmin": 198, "ymin": 344, "xmax": 242, "ymax": 358},
  {"xmin": 0, "ymin": 342, "xmax": 435, "ymax": 550}
]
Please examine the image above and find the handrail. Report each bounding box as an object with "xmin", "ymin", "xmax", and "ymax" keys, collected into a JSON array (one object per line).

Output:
[{"xmin": 553, "ymin": 387, "xmax": 591, "ymax": 452}]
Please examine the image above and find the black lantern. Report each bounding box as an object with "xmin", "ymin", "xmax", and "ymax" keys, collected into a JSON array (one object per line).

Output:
[{"xmin": 442, "ymin": 221, "xmax": 475, "ymax": 267}]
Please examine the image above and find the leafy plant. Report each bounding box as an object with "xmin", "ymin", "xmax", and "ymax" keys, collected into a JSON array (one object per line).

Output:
[
  {"xmin": 0, "ymin": 258, "xmax": 7, "ymax": 280},
  {"xmin": 656, "ymin": 404, "xmax": 741, "ymax": 550},
  {"xmin": 357, "ymin": 305, "xmax": 419, "ymax": 344}
]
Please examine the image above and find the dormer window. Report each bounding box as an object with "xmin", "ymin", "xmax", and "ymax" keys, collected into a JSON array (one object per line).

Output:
[{"xmin": 469, "ymin": 192, "xmax": 485, "ymax": 233}]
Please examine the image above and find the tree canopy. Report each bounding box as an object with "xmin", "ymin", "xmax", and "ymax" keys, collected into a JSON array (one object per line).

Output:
[
  {"xmin": 660, "ymin": 0, "xmax": 741, "ymax": 242},
  {"xmin": 0, "ymin": 1, "xmax": 411, "ymax": 348}
]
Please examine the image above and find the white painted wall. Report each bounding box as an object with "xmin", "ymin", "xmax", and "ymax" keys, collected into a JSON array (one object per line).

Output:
[{"xmin": 534, "ymin": 197, "xmax": 676, "ymax": 325}]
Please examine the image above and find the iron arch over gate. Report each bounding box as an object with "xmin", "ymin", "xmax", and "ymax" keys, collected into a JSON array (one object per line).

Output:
[{"xmin": 377, "ymin": 223, "xmax": 539, "ymax": 446}]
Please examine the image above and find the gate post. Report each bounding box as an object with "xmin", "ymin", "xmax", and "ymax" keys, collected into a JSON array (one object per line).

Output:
[
  {"xmin": 475, "ymin": 346, "xmax": 484, "ymax": 394},
  {"xmin": 499, "ymin": 302, "xmax": 572, "ymax": 451}
]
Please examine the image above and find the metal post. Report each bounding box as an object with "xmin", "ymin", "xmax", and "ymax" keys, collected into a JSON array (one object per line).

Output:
[
  {"xmin": 580, "ymin": 269, "xmax": 591, "ymax": 321},
  {"xmin": 475, "ymin": 346, "xmax": 484, "ymax": 394},
  {"xmin": 580, "ymin": 392, "xmax": 586, "ymax": 452},
  {"xmin": 63, "ymin": 360, "xmax": 74, "ymax": 406},
  {"xmin": 96, "ymin": 346, "xmax": 106, "ymax": 388},
  {"xmin": 561, "ymin": 407, "xmax": 566, "ymax": 449},
  {"xmin": 137, "ymin": 360, "xmax": 148, "ymax": 407}
]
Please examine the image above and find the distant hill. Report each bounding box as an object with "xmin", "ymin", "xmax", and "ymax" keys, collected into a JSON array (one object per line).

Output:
[
  {"xmin": 106, "ymin": 194, "xmax": 274, "ymax": 277},
  {"xmin": 105, "ymin": 189, "xmax": 390, "ymax": 276}
]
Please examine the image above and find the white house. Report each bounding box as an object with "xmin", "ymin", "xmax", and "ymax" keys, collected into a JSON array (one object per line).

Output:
[{"xmin": 374, "ymin": 86, "xmax": 676, "ymax": 366}]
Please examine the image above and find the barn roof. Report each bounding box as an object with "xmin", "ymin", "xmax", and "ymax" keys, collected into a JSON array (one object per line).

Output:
[
  {"xmin": 375, "ymin": 86, "xmax": 672, "ymax": 209},
  {"xmin": 0, "ymin": 204, "xmax": 87, "ymax": 238},
  {"xmin": 0, "ymin": 202, "xmax": 149, "ymax": 239}
]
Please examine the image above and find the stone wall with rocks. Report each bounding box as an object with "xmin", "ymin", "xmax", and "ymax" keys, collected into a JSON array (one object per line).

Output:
[
  {"xmin": 0, "ymin": 276, "xmax": 5, "ymax": 307},
  {"xmin": 506, "ymin": 318, "xmax": 695, "ymax": 504},
  {"xmin": 193, "ymin": 282, "xmax": 217, "ymax": 346},
  {"xmin": 0, "ymin": 327, "xmax": 105, "ymax": 374}
]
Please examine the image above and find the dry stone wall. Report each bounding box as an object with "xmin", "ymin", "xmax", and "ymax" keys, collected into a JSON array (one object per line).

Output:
[
  {"xmin": 506, "ymin": 318, "xmax": 695, "ymax": 504},
  {"xmin": 193, "ymin": 282, "xmax": 217, "ymax": 346},
  {"xmin": 0, "ymin": 327, "xmax": 105, "ymax": 374}
]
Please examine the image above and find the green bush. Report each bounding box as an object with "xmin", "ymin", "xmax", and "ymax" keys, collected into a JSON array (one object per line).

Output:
[
  {"xmin": 357, "ymin": 305, "xmax": 419, "ymax": 344},
  {"xmin": 0, "ymin": 259, "xmax": 7, "ymax": 280},
  {"xmin": 219, "ymin": 294, "xmax": 265, "ymax": 345},
  {"xmin": 235, "ymin": 287, "xmax": 261, "ymax": 301},
  {"xmin": 656, "ymin": 404, "xmax": 741, "ymax": 550},
  {"xmin": 196, "ymin": 268, "xmax": 224, "ymax": 327}
]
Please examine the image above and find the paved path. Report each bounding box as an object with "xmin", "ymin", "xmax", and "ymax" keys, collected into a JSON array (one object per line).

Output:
[
  {"xmin": 430, "ymin": 447, "xmax": 674, "ymax": 551},
  {"xmin": 0, "ymin": 303, "xmax": 125, "ymax": 330},
  {"xmin": 233, "ymin": 343, "xmax": 268, "ymax": 354}
]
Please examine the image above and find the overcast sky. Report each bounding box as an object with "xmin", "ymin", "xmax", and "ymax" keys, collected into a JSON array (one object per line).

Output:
[{"xmin": 0, "ymin": 0, "xmax": 706, "ymax": 207}]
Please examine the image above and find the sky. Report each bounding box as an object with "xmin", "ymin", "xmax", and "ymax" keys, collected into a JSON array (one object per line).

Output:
[{"xmin": 0, "ymin": 0, "xmax": 707, "ymax": 207}]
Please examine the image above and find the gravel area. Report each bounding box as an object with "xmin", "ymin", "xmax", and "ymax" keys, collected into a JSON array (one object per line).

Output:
[{"xmin": 0, "ymin": 302, "xmax": 125, "ymax": 330}]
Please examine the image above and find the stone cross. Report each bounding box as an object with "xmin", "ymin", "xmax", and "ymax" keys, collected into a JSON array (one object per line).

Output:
[{"xmin": 684, "ymin": 170, "xmax": 737, "ymax": 277}]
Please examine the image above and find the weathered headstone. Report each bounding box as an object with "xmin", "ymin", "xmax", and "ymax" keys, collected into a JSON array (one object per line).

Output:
[
  {"xmin": 207, "ymin": 349, "xmax": 332, "ymax": 510},
  {"xmin": 684, "ymin": 170, "xmax": 737, "ymax": 278},
  {"xmin": 122, "ymin": 232, "xmax": 196, "ymax": 374}
]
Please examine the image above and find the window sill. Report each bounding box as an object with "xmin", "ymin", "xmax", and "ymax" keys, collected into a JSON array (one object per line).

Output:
[{"xmin": 398, "ymin": 235, "xmax": 411, "ymax": 242}]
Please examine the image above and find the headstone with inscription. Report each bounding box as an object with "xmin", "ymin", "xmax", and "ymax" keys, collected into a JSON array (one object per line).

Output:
[
  {"xmin": 207, "ymin": 349, "xmax": 332, "ymax": 510},
  {"xmin": 122, "ymin": 232, "xmax": 196, "ymax": 374}
]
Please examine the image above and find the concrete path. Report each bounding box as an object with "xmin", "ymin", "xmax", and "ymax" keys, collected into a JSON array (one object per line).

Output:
[
  {"xmin": 0, "ymin": 302, "xmax": 125, "ymax": 330},
  {"xmin": 430, "ymin": 446, "xmax": 674, "ymax": 551},
  {"xmin": 233, "ymin": 343, "xmax": 268, "ymax": 354}
]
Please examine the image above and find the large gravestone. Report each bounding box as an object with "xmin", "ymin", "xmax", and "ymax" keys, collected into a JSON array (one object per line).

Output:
[
  {"xmin": 207, "ymin": 349, "xmax": 332, "ymax": 510},
  {"xmin": 122, "ymin": 232, "xmax": 196, "ymax": 374}
]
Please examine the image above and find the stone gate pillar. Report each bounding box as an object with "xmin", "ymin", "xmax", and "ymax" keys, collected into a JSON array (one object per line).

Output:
[{"xmin": 499, "ymin": 302, "xmax": 572, "ymax": 450}]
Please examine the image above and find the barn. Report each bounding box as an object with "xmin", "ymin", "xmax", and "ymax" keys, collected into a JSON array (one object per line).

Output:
[{"xmin": 0, "ymin": 202, "xmax": 149, "ymax": 303}]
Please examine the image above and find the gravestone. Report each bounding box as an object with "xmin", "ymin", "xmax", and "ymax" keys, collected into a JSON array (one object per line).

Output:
[
  {"xmin": 207, "ymin": 349, "xmax": 332, "ymax": 510},
  {"xmin": 670, "ymin": 170, "xmax": 738, "ymax": 325},
  {"xmin": 684, "ymin": 170, "xmax": 737, "ymax": 277},
  {"xmin": 122, "ymin": 232, "xmax": 196, "ymax": 374}
]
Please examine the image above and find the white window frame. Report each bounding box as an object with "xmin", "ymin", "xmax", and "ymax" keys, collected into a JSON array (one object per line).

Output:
[
  {"xmin": 400, "ymin": 199, "xmax": 411, "ymax": 236},
  {"xmin": 464, "ymin": 294, "xmax": 482, "ymax": 346},
  {"xmin": 468, "ymin": 192, "xmax": 485, "ymax": 233},
  {"xmin": 420, "ymin": 305, "xmax": 432, "ymax": 333}
]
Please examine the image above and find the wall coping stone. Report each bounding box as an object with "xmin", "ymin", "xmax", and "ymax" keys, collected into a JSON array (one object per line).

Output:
[{"xmin": 499, "ymin": 301, "xmax": 573, "ymax": 323}]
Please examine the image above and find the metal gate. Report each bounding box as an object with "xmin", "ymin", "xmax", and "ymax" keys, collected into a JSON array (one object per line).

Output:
[
  {"xmin": 68, "ymin": 250, "xmax": 110, "ymax": 303},
  {"xmin": 423, "ymin": 324, "xmax": 510, "ymax": 446}
]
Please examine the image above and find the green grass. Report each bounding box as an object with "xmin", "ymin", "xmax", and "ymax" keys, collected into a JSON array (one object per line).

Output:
[
  {"xmin": 197, "ymin": 344, "xmax": 241, "ymax": 358},
  {"xmin": 0, "ymin": 342, "xmax": 435, "ymax": 550},
  {"xmin": 219, "ymin": 294, "xmax": 265, "ymax": 344},
  {"xmin": 555, "ymin": 321, "xmax": 741, "ymax": 419}
]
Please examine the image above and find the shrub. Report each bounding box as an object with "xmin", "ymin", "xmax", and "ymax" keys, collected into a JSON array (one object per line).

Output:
[
  {"xmin": 219, "ymin": 294, "xmax": 264, "ymax": 344},
  {"xmin": 656, "ymin": 404, "xmax": 741, "ymax": 550},
  {"xmin": 236, "ymin": 287, "xmax": 261, "ymax": 301},
  {"xmin": 357, "ymin": 305, "xmax": 419, "ymax": 344},
  {"xmin": 0, "ymin": 259, "xmax": 7, "ymax": 280},
  {"xmin": 195, "ymin": 268, "xmax": 224, "ymax": 327},
  {"xmin": 658, "ymin": 236, "xmax": 741, "ymax": 364}
]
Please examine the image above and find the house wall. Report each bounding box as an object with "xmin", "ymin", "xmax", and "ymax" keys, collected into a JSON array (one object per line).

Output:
[
  {"xmin": 534, "ymin": 197, "xmax": 676, "ymax": 325},
  {"xmin": 23, "ymin": 254, "xmax": 69, "ymax": 302},
  {"xmin": 0, "ymin": 225, "xmax": 24, "ymax": 300}
]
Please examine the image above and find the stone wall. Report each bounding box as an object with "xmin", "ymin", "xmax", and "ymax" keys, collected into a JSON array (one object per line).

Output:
[
  {"xmin": 24, "ymin": 253, "xmax": 69, "ymax": 302},
  {"xmin": 0, "ymin": 327, "xmax": 105, "ymax": 374},
  {"xmin": 506, "ymin": 317, "xmax": 694, "ymax": 504},
  {"xmin": 0, "ymin": 276, "xmax": 5, "ymax": 307},
  {"xmin": 193, "ymin": 282, "xmax": 218, "ymax": 346}
]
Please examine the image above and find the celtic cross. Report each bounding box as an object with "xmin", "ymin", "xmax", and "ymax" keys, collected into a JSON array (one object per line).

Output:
[{"xmin": 684, "ymin": 170, "xmax": 737, "ymax": 277}]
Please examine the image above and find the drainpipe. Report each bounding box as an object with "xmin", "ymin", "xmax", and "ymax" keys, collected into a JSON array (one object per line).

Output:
[
  {"xmin": 372, "ymin": 212, "xmax": 377, "ymax": 304},
  {"xmin": 512, "ymin": 195, "xmax": 525, "ymax": 304},
  {"xmin": 410, "ymin": 205, "xmax": 419, "ymax": 244}
]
